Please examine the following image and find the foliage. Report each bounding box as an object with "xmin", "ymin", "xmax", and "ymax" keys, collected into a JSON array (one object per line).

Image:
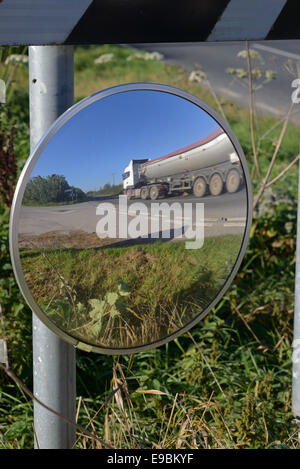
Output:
[
  {"xmin": 0, "ymin": 46, "xmax": 28, "ymax": 105},
  {"xmin": 87, "ymin": 183, "xmax": 123, "ymax": 197},
  {"xmin": 87, "ymin": 281, "xmax": 130, "ymax": 336},
  {"xmin": 23, "ymin": 174, "xmax": 87, "ymax": 205},
  {"xmin": 0, "ymin": 206, "xmax": 32, "ymax": 379},
  {"xmin": 0, "ymin": 105, "xmax": 17, "ymax": 207}
]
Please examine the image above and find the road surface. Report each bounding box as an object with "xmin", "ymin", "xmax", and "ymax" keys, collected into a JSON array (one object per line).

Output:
[
  {"xmin": 127, "ymin": 40, "xmax": 300, "ymax": 122},
  {"xmin": 18, "ymin": 189, "xmax": 247, "ymax": 249}
]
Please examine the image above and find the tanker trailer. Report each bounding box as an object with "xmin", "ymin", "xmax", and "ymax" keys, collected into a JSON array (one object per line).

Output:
[{"xmin": 123, "ymin": 128, "xmax": 243, "ymax": 200}]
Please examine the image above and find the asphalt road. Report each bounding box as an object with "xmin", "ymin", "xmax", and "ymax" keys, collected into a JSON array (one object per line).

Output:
[
  {"xmin": 19, "ymin": 188, "xmax": 247, "ymax": 243},
  {"xmin": 127, "ymin": 40, "xmax": 300, "ymax": 123}
]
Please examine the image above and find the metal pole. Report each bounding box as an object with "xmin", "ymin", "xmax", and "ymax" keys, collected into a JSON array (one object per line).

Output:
[
  {"xmin": 29, "ymin": 46, "xmax": 76, "ymax": 449},
  {"xmin": 293, "ymin": 157, "xmax": 300, "ymax": 418}
]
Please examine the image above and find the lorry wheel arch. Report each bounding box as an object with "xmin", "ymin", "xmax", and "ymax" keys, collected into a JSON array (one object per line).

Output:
[{"xmin": 209, "ymin": 172, "xmax": 223, "ymax": 196}]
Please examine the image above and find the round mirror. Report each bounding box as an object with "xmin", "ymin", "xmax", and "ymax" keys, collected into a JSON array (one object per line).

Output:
[{"xmin": 10, "ymin": 83, "xmax": 252, "ymax": 354}]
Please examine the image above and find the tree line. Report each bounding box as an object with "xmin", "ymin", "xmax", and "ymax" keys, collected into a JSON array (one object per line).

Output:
[{"xmin": 23, "ymin": 174, "xmax": 87, "ymax": 205}]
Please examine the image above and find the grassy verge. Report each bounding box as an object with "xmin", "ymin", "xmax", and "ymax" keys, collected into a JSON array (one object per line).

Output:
[{"xmin": 19, "ymin": 235, "xmax": 242, "ymax": 349}]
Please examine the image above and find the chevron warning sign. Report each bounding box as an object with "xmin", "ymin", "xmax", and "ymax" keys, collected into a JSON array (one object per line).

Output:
[{"xmin": 0, "ymin": 0, "xmax": 299, "ymax": 45}]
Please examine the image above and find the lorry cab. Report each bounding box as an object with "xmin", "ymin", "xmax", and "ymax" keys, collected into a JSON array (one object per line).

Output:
[{"xmin": 122, "ymin": 159, "xmax": 149, "ymax": 190}]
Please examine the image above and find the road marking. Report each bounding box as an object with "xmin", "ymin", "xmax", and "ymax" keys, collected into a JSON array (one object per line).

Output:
[
  {"xmin": 224, "ymin": 223, "xmax": 246, "ymax": 227},
  {"xmin": 218, "ymin": 85, "xmax": 284, "ymax": 114},
  {"xmin": 255, "ymin": 102, "xmax": 283, "ymax": 115},
  {"xmin": 109, "ymin": 210, "xmax": 245, "ymax": 227},
  {"xmin": 120, "ymin": 212, "xmax": 213, "ymax": 228},
  {"xmin": 217, "ymin": 87, "xmax": 242, "ymax": 100},
  {"xmin": 253, "ymin": 43, "xmax": 300, "ymax": 62}
]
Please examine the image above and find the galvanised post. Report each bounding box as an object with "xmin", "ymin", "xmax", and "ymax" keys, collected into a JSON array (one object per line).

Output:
[{"xmin": 29, "ymin": 45, "xmax": 76, "ymax": 449}]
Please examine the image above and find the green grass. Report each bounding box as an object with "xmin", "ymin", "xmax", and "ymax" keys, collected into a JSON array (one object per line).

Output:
[
  {"xmin": 87, "ymin": 184, "xmax": 123, "ymax": 198},
  {"xmin": 19, "ymin": 235, "xmax": 242, "ymax": 349}
]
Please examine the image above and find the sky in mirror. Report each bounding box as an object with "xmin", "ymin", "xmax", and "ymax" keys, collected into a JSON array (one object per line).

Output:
[{"xmin": 30, "ymin": 90, "xmax": 220, "ymax": 192}]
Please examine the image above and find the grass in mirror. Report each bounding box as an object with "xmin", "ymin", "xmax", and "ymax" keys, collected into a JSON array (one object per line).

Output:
[
  {"xmin": 0, "ymin": 43, "xmax": 299, "ymax": 448},
  {"xmin": 19, "ymin": 235, "xmax": 242, "ymax": 349}
]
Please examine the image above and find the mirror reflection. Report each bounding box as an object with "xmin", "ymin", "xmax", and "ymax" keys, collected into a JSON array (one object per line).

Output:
[{"xmin": 17, "ymin": 89, "xmax": 248, "ymax": 350}]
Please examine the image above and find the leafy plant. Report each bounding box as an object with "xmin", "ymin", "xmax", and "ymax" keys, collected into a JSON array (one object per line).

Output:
[
  {"xmin": 43, "ymin": 277, "xmax": 132, "ymax": 346},
  {"xmin": 0, "ymin": 106, "xmax": 17, "ymax": 207},
  {"xmin": 88, "ymin": 281, "xmax": 130, "ymax": 338}
]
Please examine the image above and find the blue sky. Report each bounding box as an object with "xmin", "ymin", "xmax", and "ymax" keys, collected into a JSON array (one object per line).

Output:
[{"xmin": 31, "ymin": 90, "xmax": 220, "ymax": 192}]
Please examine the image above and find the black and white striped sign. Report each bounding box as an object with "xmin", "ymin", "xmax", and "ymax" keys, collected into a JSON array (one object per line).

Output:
[{"xmin": 0, "ymin": 0, "xmax": 299, "ymax": 45}]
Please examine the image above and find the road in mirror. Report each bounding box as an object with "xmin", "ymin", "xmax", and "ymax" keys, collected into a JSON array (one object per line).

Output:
[{"xmin": 17, "ymin": 89, "xmax": 248, "ymax": 351}]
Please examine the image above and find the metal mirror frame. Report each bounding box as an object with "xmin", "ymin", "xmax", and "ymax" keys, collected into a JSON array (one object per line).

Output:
[{"xmin": 9, "ymin": 82, "xmax": 253, "ymax": 355}]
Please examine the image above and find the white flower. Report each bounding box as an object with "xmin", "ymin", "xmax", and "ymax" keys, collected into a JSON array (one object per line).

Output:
[
  {"xmin": 94, "ymin": 53, "xmax": 114, "ymax": 64},
  {"xmin": 127, "ymin": 51, "xmax": 164, "ymax": 61},
  {"xmin": 237, "ymin": 49, "xmax": 262, "ymax": 61},
  {"xmin": 188, "ymin": 70, "xmax": 207, "ymax": 83},
  {"xmin": 4, "ymin": 54, "xmax": 28, "ymax": 65}
]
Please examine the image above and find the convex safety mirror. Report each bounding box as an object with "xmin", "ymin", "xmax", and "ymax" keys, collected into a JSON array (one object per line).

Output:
[{"xmin": 10, "ymin": 83, "xmax": 252, "ymax": 354}]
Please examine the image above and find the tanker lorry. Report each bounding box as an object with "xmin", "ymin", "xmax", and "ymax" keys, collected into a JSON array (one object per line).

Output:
[{"xmin": 122, "ymin": 128, "xmax": 243, "ymax": 200}]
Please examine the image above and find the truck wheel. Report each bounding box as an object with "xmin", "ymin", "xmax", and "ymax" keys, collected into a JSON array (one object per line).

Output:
[
  {"xmin": 209, "ymin": 173, "xmax": 223, "ymax": 196},
  {"xmin": 193, "ymin": 177, "xmax": 207, "ymax": 197},
  {"xmin": 141, "ymin": 187, "xmax": 149, "ymax": 200},
  {"xmin": 126, "ymin": 189, "xmax": 133, "ymax": 200},
  {"xmin": 150, "ymin": 185, "xmax": 159, "ymax": 200},
  {"xmin": 226, "ymin": 168, "xmax": 240, "ymax": 193}
]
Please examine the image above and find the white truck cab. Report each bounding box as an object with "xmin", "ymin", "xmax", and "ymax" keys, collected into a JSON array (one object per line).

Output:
[{"xmin": 122, "ymin": 159, "xmax": 149, "ymax": 190}]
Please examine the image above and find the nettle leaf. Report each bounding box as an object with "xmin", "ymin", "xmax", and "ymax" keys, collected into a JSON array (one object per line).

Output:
[
  {"xmin": 12, "ymin": 303, "xmax": 24, "ymax": 315},
  {"xmin": 76, "ymin": 302, "xmax": 85, "ymax": 314},
  {"xmin": 106, "ymin": 292, "xmax": 119, "ymax": 305},
  {"xmin": 88, "ymin": 298, "xmax": 106, "ymax": 319},
  {"xmin": 115, "ymin": 296, "xmax": 127, "ymax": 312},
  {"xmin": 117, "ymin": 281, "xmax": 130, "ymax": 296},
  {"xmin": 45, "ymin": 300, "xmax": 73, "ymax": 323},
  {"xmin": 109, "ymin": 306, "xmax": 121, "ymax": 319},
  {"xmin": 89, "ymin": 298, "xmax": 102, "ymax": 309},
  {"xmin": 90, "ymin": 322, "xmax": 103, "ymax": 336},
  {"xmin": 52, "ymin": 299, "xmax": 72, "ymax": 315}
]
